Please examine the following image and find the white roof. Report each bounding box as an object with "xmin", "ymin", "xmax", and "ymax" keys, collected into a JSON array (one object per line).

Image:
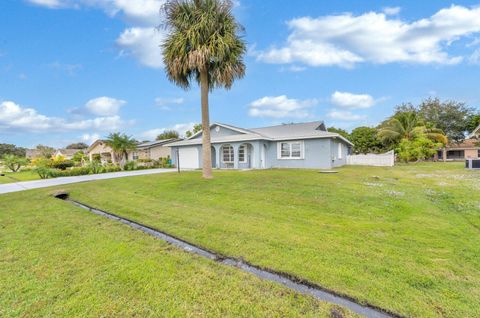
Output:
[{"xmin": 168, "ymin": 121, "xmax": 353, "ymax": 147}]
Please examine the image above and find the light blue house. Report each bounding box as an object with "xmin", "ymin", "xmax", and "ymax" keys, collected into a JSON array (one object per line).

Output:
[{"xmin": 168, "ymin": 121, "xmax": 353, "ymax": 170}]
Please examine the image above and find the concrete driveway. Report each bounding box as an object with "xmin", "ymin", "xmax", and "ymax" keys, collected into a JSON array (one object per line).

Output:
[{"xmin": 0, "ymin": 168, "xmax": 177, "ymax": 194}]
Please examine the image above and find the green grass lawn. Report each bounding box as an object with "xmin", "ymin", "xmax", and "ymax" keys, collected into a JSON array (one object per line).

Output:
[
  {"xmin": 57, "ymin": 162, "xmax": 480, "ymax": 318},
  {"xmin": 0, "ymin": 190, "xmax": 357, "ymax": 318},
  {"xmin": 0, "ymin": 170, "xmax": 39, "ymax": 184}
]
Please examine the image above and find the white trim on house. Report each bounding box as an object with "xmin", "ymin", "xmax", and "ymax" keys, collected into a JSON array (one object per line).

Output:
[
  {"xmin": 221, "ymin": 144, "xmax": 234, "ymax": 163},
  {"xmin": 238, "ymin": 144, "xmax": 247, "ymax": 163},
  {"xmin": 187, "ymin": 123, "xmax": 253, "ymax": 140},
  {"xmin": 277, "ymin": 141, "xmax": 304, "ymax": 160}
]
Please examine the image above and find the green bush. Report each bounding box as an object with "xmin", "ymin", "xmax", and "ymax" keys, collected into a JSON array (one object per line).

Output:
[
  {"xmin": 87, "ymin": 161, "xmax": 103, "ymax": 174},
  {"xmin": 34, "ymin": 167, "xmax": 55, "ymax": 179},
  {"xmin": 52, "ymin": 160, "xmax": 74, "ymax": 171},
  {"xmin": 124, "ymin": 161, "xmax": 137, "ymax": 171}
]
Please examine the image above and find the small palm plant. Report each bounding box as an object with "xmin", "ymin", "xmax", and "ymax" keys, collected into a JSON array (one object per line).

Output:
[
  {"xmin": 162, "ymin": 0, "xmax": 246, "ymax": 178},
  {"xmin": 379, "ymin": 111, "xmax": 448, "ymax": 145},
  {"xmin": 105, "ymin": 133, "xmax": 137, "ymax": 169}
]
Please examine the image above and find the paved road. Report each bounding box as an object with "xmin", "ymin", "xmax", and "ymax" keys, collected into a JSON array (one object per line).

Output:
[{"xmin": 0, "ymin": 168, "xmax": 177, "ymax": 194}]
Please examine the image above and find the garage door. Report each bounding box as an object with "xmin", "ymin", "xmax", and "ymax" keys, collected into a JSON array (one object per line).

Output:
[{"xmin": 178, "ymin": 147, "xmax": 199, "ymax": 169}]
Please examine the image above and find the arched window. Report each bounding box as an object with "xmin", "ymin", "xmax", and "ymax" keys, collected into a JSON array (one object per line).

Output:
[
  {"xmin": 239, "ymin": 144, "xmax": 247, "ymax": 163},
  {"xmin": 222, "ymin": 144, "xmax": 234, "ymax": 163}
]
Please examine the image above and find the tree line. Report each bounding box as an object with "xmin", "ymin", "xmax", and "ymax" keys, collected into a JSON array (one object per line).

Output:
[{"xmin": 329, "ymin": 98, "xmax": 479, "ymax": 162}]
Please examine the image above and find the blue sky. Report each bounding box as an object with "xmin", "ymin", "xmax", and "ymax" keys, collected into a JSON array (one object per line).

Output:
[{"xmin": 1, "ymin": 0, "xmax": 480, "ymax": 148}]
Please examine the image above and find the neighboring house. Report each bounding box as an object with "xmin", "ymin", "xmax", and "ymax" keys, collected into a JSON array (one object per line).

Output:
[
  {"xmin": 25, "ymin": 149, "xmax": 41, "ymax": 159},
  {"xmin": 132, "ymin": 139, "xmax": 178, "ymax": 161},
  {"xmin": 168, "ymin": 121, "xmax": 353, "ymax": 169},
  {"xmin": 434, "ymin": 124, "xmax": 480, "ymax": 161},
  {"xmin": 87, "ymin": 139, "xmax": 177, "ymax": 164},
  {"xmin": 53, "ymin": 149, "xmax": 85, "ymax": 160}
]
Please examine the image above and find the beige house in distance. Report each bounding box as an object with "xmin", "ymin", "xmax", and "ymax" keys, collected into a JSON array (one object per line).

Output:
[
  {"xmin": 434, "ymin": 123, "xmax": 480, "ymax": 161},
  {"xmin": 87, "ymin": 139, "xmax": 177, "ymax": 164}
]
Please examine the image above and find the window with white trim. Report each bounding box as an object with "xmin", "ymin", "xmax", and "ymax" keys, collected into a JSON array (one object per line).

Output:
[
  {"xmin": 278, "ymin": 141, "xmax": 303, "ymax": 159},
  {"xmin": 338, "ymin": 143, "xmax": 342, "ymax": 159},
  {"xmin": 132, "ymin": 152, "xmax": 139, "ymax": 160},
  {"xmin": 239, "ymin": 145, "xmax": 247, "ymax": 163},
  {"xmin": 222, "ymin": 145, "xmax": 234, "ymax": 163}
]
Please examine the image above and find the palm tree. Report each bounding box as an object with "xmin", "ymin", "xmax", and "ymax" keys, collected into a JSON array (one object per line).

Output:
[
  {"xmin": 105, "ymin": 133, "xmax": 137, "ymax": 169},
  {"xmin": 162, "ymin": 0, "xmax": 246, "ymax": 178},
  {"xmin": 378, "ymin": 111, "xmax": 448, "ymax": 145}
]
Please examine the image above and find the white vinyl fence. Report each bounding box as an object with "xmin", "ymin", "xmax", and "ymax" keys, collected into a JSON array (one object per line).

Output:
[{"xmin": 347, "ymin": 150, "xmax": 395, "ymax": 167}]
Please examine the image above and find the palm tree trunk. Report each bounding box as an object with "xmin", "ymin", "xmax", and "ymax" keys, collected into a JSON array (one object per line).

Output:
[{"xmin": 200, "ymin": 68, "xmax": 213, "ymax": 179}]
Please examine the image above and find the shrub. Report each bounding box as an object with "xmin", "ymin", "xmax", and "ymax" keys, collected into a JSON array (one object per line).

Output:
[
  {"xmin": 32, "ymin": 157, "xmax": 53, "ymax": 168},
  {"xmin": 34, "ymin": 167, "xmax": 55, "ymax": 179},
  {"xmin": 124, "ymin": 161, "xmax": 137, "ymax": 171},
  {"xmin": 52, "ymin": 160, "xmax": 74, "ymax": 171},
  {"xmin": 104, "ymin": 165, "xmax": 121, "ymax": 173},
  {"xmin": 87, "ymin": 161, "xmax": 103, "ymax": 174},
  {"xmin": 3, "ymin": 154, "xmax": 29, "ymax": 172},
  {"xmin": 397, "ymin": 136, "xmax": 440, "ymax": 163}
]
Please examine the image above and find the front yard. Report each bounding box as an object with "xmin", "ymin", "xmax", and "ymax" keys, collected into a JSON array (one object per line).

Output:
[
  {"xmin": 1, "ymin": 162, "xmax": 479, "ymax": 317},
  {"xmin": 0, "ymin": 170, "xmax": 40, "ymax": 184}
]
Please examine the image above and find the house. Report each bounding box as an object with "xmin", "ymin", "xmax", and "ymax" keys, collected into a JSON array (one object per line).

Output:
[
  {"xmin": 87, "ymin": 139, "xmax": 177, "ymax": 164},
  {"xmin": 434, "ymin": 124, "xmax": 480, "ymax": 161},
  {"xmin": 25, "ymin": 149, "xmax": 41, "ymax": 159},
  {"xmin": 168, "ymin": 121, "xmax": 353, "ymax": 169},
  {"xmin": 53, "ymin": 149, "xmax": 85, "ymax": 160},
  {"xmin": 132, "ymin": 139, "xmax": 178, "ymax": 161}
]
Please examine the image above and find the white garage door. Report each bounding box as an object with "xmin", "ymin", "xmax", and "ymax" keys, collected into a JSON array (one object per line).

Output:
[{"xmin": 178, "ymin": 147, "xmax": 199, "ymax": 169}]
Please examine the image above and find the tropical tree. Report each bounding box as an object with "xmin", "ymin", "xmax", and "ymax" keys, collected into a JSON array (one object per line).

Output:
[
  {"xmin": 378, "ymin": 111, "xmax": 447, "ymax": 146},
  {"xmin": 3, "ymin": 154, "xmax": 28, "ymax": 172},
  {"xmin": 104, "ymin": 133, "xmax": 137, "ymax": 169},
  {"xmin": 350, "ymin": 127, "xmax": 383, "ymax": 154},
  {"xmin": 156, "ymin": 130, "xmax": 179, "ymax": 140},
  {"xmin": 418, "ymin": 98, "xmax": 474, "ymax": 142},
  {"xmin": 162, "ymin": 0, "xmax": 246, "ymax": 178}
]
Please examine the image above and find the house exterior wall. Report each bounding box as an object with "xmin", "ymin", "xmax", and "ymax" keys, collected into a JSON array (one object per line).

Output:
[
  {"xmin": 265, "ymin": 139, "xmax": 333, "ymax": 169},
  {"xmin": 330, "ymin": 139, "xmax": 349, "ymax": 167},
  {"xmin": 465, "ymin": 149, "xmax": 479, "ymax": 159},
  {"xmin": 135, "ymin": 145, "xmax": 172, "ymax": 161},
  {"xmin": 88, "ymin": 142, "xmax": 115, "ymax": 163},
  {"xmin": 170, "ymin": 138, "xmax": 350, "ymax": 170}
]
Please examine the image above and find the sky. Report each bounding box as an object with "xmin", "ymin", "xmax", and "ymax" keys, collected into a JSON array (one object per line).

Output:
[{"xmin": 1, "ymin": 0, "xmax": 480, "ymax": 148}]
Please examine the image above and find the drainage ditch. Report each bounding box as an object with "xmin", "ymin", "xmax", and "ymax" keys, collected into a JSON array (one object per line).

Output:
[{"xmin": 55, "ymin": 192, "xmax": 400, "ymax": 318}]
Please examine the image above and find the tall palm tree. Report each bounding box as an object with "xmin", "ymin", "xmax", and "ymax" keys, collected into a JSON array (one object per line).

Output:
[
  {"xmin": 162, "ymin": 0, "xmax": 246, "ymax": 178},
  {"xmin": 378, "ymin": 111, "xmax": 448, "ymax": 145},
  {"xmin": 105, "ymin": 133, "xmax": 137, "ymax": 169}
]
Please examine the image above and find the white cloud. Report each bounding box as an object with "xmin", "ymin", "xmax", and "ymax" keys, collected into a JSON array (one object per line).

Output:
[
  {"xmin": 27, "ymin": 0, "xmax": 165, "ymax": 24},
  {"xmin": 28, "ymin": 0, "xmax": 64, "ymax": 9},
  {"xmin": 327, "ymin": 110, "xmax": 366, "ymax": 121},
  {"xmin": 257, "ymin": 5, "xmax": 480, "ymax": 68},
  {"xmin": 383, "ymin": 7, "xmax": 401, "ymax": 15},
  {"xmin": 469, "ymin": 49, "xmax": 480, "ymax": 64},
  {"xmin": 249, "ymin": 95, "xmax": 317, "ymax": 118},
  {"xmin": 82, "ymin": 133, "xmax": 101, "ymax": 145},
  {"xmin": 0, "ymin": 100, "xmax": 130, "ymax": 133},
  {"xmin": 28, "ymin": 0, "xmax": 166, "ymax": 68},
  {"xmin": 155, "ymin": 97, "xmax": 184, "ymax": 106},
  {"xmin": 48, "ymin": 62, "xmax": 82, "ymax": 75},
  {"xmin": 117, "ymin": 27, "xmax": 166, "ymax": 68},
  {"xmin": 85, "ymin": 96, "xmax": 126, "ymax": 116},
  {"xmin": 330, "ymin": 91, "xmax": 377, "ymax": 109},
  {"xmin": 141, "ymin": 122, "xmax": 195, "ymax": 140}
]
